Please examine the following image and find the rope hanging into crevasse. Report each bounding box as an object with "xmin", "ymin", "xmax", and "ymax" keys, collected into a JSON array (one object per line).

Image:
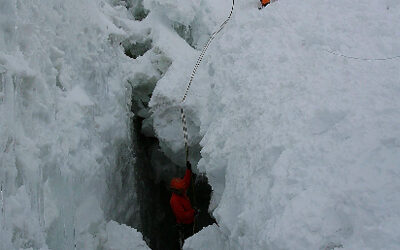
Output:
[
  {"xmin": 179, "ymin": 0, "xmax": 234, "ymax": 234},
  {"xmin": 180, "ymin": 0, "xmax": 235, "ymax": 160}
]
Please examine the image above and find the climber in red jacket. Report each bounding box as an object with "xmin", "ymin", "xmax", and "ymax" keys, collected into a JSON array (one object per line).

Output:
[
  {"xmin": 170, "ymin": 161, "xmax": 196, "ymax": 242},
  {"xmin": 259, "ymin": 0, "xmax": 271, "ymax": 9}
]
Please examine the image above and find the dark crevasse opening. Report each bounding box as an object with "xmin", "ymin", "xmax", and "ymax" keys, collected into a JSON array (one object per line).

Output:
[
  {"xmin": 127, "ymin": 80, "xmax": 216, "ymax": 250},
  {"xmin": 130, "ymin": 114, "xmax": 179, "ymax": 249},
  {"xmin": 131, "ymin": 1, "xmax": 149, "ymax": 21},
  {"xmin": 121, "ymin": 38, "xmax": 152, "ymax": 59},
  {"xmin": 106, "ymin": 9, "xmax": 216, "ymax": 247},
  {"xmin": 115, "ymin": 0, "xmax": 149, "ymax": 21}
]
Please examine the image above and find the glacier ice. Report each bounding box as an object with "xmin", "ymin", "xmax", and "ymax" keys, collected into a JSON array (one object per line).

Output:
[
  {"xmin": 1, "ymin": 0, "xmax": 400, "ymax": 249},
  {"xmin": 0, "ymin": 0, "xmax": 150, "ymax": 248},
  {"xmin": 150, "ymin": 0, "xmax": 400, "ymax": 249}
]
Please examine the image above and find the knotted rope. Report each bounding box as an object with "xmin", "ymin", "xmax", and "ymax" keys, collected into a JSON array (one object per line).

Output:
[
  {"xmin": 179, "ymin": 0, "xmax": 235, "ymax": 234},
  {"xmin": 180, "ymin": 0, "xmax": 235, "ymax": 159}
]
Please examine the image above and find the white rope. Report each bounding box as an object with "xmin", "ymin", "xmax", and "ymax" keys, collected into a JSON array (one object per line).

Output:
[
  {"xmin": 0, "ymin": 183, "xmax": 4, "ymax": 250},
  {"xmin": 274, "ymin": 6, "xmax": 400, "ymax": 62},
  {"xmin": 181, "ymin": 0, "xmax": 235, "ymax": 104},
  {"xmin": 323, "ymin": 49, "xmax": 400, "ymax": 61},
  {"xmin": 180, "ymin": 0, "xmax": 235, "ymax": 159}
]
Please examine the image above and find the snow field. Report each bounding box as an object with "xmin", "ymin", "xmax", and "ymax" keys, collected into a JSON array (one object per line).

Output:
[
  {"xmin": 1, "ymin": 0, "xmax": 399, "ymax": 249},
  {"xmin": 149, "ymin": 0, "xmax": 400, "ymax": 249},
  {"xmin": 0, "ymin": 0, "xmax": 224, "ymax": 248},
  {"xmin": 0, "ymin": 0, "xmax": 152, "ymax": 248}
]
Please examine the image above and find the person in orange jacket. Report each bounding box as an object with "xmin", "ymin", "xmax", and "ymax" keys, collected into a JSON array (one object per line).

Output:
[
  {"xmin": 170, "ymin": 161, "xmax": 196, "ymax": 244},
  {"xmin": 259, "ymin": 0, "xmax": 270, "ymax": 9}
]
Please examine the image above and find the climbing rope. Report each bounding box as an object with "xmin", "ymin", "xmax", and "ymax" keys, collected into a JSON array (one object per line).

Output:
[
  {"xmin": 274, "ymin": 6, "xmax": 400, "ymax": 62},
  {"xmin": 179, "ymin": 0, "xmax": 235, "ymax": 235},
  {"xmin": 180, "ymin": 0, "xmax": 235, "ymax": 156},
  {"xmin": 181, "ymin": 0, "xmax": 235, "ymax": 104},
  {"xmin": 323, "ymin": 49, "xmax": 400, "ymax": 61},
  {"xmin": 152, "ymin": 0, "xmax": 235, "ymax": 114},
  {"xmin": 180, "ymin": 108, "xmax": 189, "ymax": 161}
]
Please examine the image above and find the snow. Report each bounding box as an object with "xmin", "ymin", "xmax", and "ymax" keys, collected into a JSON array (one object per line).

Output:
[
  {"xmin": 0, "ymin": 0, "xmax": 149, "ymax": 248},
  {"xmin": 150, "ymin": 0, "xmax": 400, "ymax": 249},
  {"xmin": 103, "ymin": 221, "xmax": 149, "ymax": 250},
  {"xmin": 1, "ymin": 0, "xmax": 400, "ymax": 249}
]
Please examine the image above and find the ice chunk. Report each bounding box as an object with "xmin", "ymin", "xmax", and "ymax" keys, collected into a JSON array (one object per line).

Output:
[{"xmin": 104, "ymin": 221, "xmax": 149, "ymax": 250}]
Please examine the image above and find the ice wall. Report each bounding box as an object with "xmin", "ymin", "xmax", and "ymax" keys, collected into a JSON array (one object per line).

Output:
[
  {"xmin": 2, "ymin": 0, "xmax": 399, "ymax": 249},
  {"xmin": 148, "ymin": 0, "xmax": 400, "ymax": 249},
  {"xmin": 0, "ymin": 0, "xmax": 151, "ymax": 248},
  {"xmin": 0, "ymin": 0, "xmax": 219, "ymax": 248}
]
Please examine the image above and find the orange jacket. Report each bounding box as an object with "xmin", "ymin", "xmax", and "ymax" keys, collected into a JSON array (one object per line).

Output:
[
  {"xmin": 261, "ymin": 0, "xmax": 270, "ymax": 5},
  {"xmin": 170, "ymin": 169, "xmax": 195, "ymax": 224}
]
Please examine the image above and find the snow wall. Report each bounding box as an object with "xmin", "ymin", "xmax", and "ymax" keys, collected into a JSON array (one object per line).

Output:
[
  {"xmin": 149, "ymin": 0, "xmax": 400, "ymax": 249},
  {"xmin": 0, "ymin": 0, "xmax": 150, "ymax": 248},
  {"xmin": 1, "ymin": 0, "xmax": 400, "ymax": 249}
]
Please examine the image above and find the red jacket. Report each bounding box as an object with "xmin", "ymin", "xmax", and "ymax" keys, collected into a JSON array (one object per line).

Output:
[
  {"xmin": 170, "ymin": 169, "xmax": 195, "ymax": 224},
  {"xmin": 261, "ymin": 0, "xmax": 270, "ymax": 5}
]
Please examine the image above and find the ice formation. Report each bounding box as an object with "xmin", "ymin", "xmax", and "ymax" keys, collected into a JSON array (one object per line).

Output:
[
  {"xmin": 150, "ymin": 0, "xmax": 400, "ymax": 249},
  {"xmin": 1, "ymin": 0, "xmax": 400, "ymax": 249},
  {"xmin": 0, "ymin": 0, "xmax": 149, "ymax": 248}
]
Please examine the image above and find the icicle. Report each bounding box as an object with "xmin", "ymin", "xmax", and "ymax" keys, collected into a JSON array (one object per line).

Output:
[
  {"xmin": 73, "ymin": 226, "xmax": 77, "ymax": 250},
  {"xmin": 0, "ymin": 69, "xmax": 4, "ymax": 103},
  {"xmin": 39, "ymin": 164, "xmax": 44, "ymax": 228},
  {"xmin": 73, "ymin": 215, "xmax": 77, "ymax": 250},
  {"xmin": 63, "ymin": 218, "xmax": 67, "ymax": 249},
  {"xmin": 1, "ymin": 183, "xmax": 4, "ymax": 227}
]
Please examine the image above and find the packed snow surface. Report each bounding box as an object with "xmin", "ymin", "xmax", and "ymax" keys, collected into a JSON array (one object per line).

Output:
[
  {"xmin": 1, "ymin": 0, "xmax": 400, "ymax": 249},
  {"xmin": 149, "ymin": 0, "xmax": 400, "ymax": 249},
  {"xmin": 0, "ymin": 0, "xmax": 150, "ymax": 248}
]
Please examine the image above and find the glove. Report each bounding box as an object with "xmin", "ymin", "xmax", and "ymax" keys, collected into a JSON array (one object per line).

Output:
[{"xmin": 186, "ymin": 161, "xmax": 192, "ymax": 170}]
